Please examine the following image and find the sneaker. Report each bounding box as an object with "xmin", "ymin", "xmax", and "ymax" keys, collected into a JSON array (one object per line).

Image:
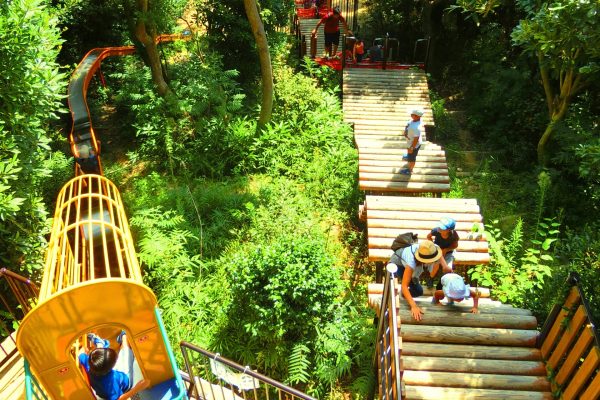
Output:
[
  {"xmin": 116, "ymin": 330, "xmax": 126, "ymax": 345},
  {"xmin": 87, "ymin": 333, "xmax": 109, "ymax": 348},
  {"xmin": 399, "ymin": 168, "xmax": 411, "ymax": 175}
]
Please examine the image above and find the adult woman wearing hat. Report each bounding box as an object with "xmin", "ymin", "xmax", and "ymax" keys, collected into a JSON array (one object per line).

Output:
[{"xmin": 388, "ymin": 240, "xmax": 451, "ymax": 321}]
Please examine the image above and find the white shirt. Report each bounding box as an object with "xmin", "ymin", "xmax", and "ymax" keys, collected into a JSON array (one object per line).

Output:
[{"xmin": 405, "ymin": 119, "xmax": 422, "ymax": 149}]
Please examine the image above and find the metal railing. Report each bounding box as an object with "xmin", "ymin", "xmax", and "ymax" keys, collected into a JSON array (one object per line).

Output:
[
  {"xmin": 373, "ymin": 264, "xmax": 403, "ymax": 399},
  {"xmin": 538, "ymin": 272, "xmax": 600, "ymax": 399},
  {"xmin": 180, "ymin": 341, "xmax": 316, "ymax": 400},
  {"xmin": 24, "ymin": 359, "xmax": 49, "ymax": 400},
  {"xmin": 0, "ymin": 268, "xmax": 39, "ymax": 368}
]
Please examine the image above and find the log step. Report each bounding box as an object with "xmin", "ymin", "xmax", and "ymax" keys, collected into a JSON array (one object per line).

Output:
[
  {"xmin": 400, "ymin": 300, "xmax": 534, "ymax": 316},
  {"xmin": 402, "ymin": 355, "xmax": 546, "ymax": 375},
  {"xmin": 402, "ymin": 342, "xmax": 542, "ymax": 361},
  {"xmin": 398, "ymin": 309, "xmax": 538, "ymax": 330},
  {"xmin": 400, "ymin": 325, "xmax": 538, "ymax": 347},
  {"xmin": 403, "ymin": 385, "xmax": 553, "ymax": 400},
  {"xmin": 402, "ymin": 370, "xmax": 550, "ymax": 392}
]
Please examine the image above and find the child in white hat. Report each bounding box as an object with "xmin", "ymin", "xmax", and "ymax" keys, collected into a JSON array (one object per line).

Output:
[{"xmin": 432, "ymin": 273, "xmax": 480, "ymax": 313}]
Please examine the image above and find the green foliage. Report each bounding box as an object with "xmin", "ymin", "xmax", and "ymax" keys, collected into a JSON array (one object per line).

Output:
[
  {"xmin": 288, "ymin": 343, "xmax": 312, "ymax": 384},
  {"xmin": 470, "ymin": 217, "xmax": 560, "ymax": 306},
  {"xmin": 302, "ymin": 57, "xmax": 341, "ymax": 95},
  {"xmin": 113, "ymin": 55, "xmax": 248, "ymax": 178},
  {"xmin": 243, "ymin": 65, "xmax": 358, "ymax": 212},
  {"xmin": 192, "ymin": 0, "xmax": 292, "ymax": 83},
  {"xmin": 512, "ymin": 0, "xmax": 600, "ymax": 78},
  {"xmin": 463, "ymin": 24, "xmax": 546, "ymax": 166},
  {"xmin": 0, "ymin": 0, "xmax": 67, "ymax": 274}
]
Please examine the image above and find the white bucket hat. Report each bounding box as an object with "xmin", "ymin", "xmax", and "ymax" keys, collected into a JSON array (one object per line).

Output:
[{"xmin": 442, "ymin": 273, "xmax": 470, "ymax": 300}]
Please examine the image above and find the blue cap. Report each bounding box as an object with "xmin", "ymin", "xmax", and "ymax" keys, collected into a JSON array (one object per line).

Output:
[{"xmin": 438, "ymin": 217, "xmax": 456, "ymax": 230}]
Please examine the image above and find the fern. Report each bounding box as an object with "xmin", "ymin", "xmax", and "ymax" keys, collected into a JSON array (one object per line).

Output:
[{"xmin": 287, "ymin": 343, "xmax": 311, "ymax": 384}]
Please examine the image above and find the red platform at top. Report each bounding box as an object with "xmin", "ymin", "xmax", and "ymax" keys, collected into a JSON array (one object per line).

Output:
[{"xmin": 313, "ymin": 56, "xmax": 424, "ymax": 71}]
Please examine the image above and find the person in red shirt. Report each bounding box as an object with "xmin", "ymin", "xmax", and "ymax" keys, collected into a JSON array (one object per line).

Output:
[{"xmin": 311, "ymin": 6, "xmax": 352, "ymax": 58}]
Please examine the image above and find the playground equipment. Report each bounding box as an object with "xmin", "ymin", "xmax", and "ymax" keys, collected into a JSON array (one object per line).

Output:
[{"xmin": 15, "ymin": 40, "xmax": 187, "ymax": 400}]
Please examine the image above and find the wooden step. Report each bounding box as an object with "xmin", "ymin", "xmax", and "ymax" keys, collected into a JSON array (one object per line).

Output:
[
  {"xmin": 370, "ymin": 237, "xmax": 488, "ymax": 252},
  {"xmin": 400, "ymin": 325, "xmax": 538, "ymax": 347},
  {"xmin": 403, "ymin": 385, "xmax": 553, "ymax": 400},
  {"xmin": 360, "ymin": 181, "xmax": 451, "ymax": 193},
  {"xmin": 397, "ymin": 309, "xmax": 538, "ymax": 330},
  {"xmin": 402, "ymin": 342, "xmax": 542, "ymax": 360},
  {"xmin": 359, "ymin": 166, "xmax": 449, "ymax": 176},
  {"xmin": 406, "ymin": 298, "xmax": 533, "ymax": 316},
  {"xmin": 360, "ymin": 172, "xmax": 450, "ymax": 184},
  {"xmin": 402, "ymin": 370, "xmax": 550, "ymax": 391},
  {"xmin": 402, "ymin": 355, "xmax": 546, "ymax": 375},
  {"xmin": 369, "ymin": 248, "xmax": 489, "ymax": 264}
]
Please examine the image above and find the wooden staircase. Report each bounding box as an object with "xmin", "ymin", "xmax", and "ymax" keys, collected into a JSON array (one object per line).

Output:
[{"xmin": 370, "ymin": 287, "xmax": 552, "ymax": 399}]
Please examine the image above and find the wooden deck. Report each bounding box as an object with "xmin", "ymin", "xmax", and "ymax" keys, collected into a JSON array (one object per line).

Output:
[
  {"xmin": 343, "ymin": 68, "xmax": 450, "ymax": 195},
  {"xmin": 364, "ymin": 195, "xmax": 490, "ymax": 266}
]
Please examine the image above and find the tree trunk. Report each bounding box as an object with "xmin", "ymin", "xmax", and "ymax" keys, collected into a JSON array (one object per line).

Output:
[
  {"xmin": 243, "ymin": 0, "xmax": 273, "ymax": 127},
  {"xmin": 135, "ymin": 0, "xmax": 172, "ymax": 98}
]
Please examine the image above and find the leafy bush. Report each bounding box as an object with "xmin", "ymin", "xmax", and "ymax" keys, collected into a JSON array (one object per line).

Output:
[
  {"xmin": 469, "ymin": 217, "xmax": 560, "ymax": 307},
  {"xmin": 113, "ymin": 55, "xmax": 247, "ymax": 178},
  {"xmin": 0, "ymin": 0, "xmax": 66, "ymax": 274}
]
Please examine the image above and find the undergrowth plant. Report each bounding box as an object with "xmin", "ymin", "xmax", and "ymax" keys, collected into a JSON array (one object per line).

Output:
[{"xmin": 469, "ymin": 217, "xmax": 560, "ymax": 307}]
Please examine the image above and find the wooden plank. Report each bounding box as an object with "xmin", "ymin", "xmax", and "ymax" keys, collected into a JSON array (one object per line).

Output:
[
  {"xmin": 540, "ymin": 287, "xmax": 580, "ymax": 359},
  {"xmin": 364, "ymin": 200, "xmax": 479, "ymax": 213},
  {"xmin": 366, "ymin": 195, "xmax": 478, "ymax": 205},
  {"xmin": 402, "ymin": 342, "xmax": 541, "ymax": 360},
  {"xmin": 369, "ymin": 237, "xmax": 489, "ymax": 252},
  {"xmin": 402, "ymin": 370, "xmax": 550, "ymax": 391},
  {"xmin": 360, "ymin": 182, "xmax": 451, "ymax": 193},
  {"xmin": 359, "ymin": 159, "xmax": 447, "ymax": 167},
  {"xmin": 369, "ymin": 248, "xmax": 490, "ymax": 264},
  {"xmin": 368, "ymin": 228, "xmax": 486, "ymax": 241},
  {"xmin": 360, "ymin": 172, "xmax": 450, "ymax": 184},
  {"xmin": 398, "ymin": 309, "xmax": 537, "ymax": 330},
  {"xmin": 555, "ymin": 325, "xmax": 595, "ymax": 386},
  {"xmin": 359, "ymin": 166, "xmax": 449, "ymax": 176},
  {"xmin": 366, "ymin": 210, "xmax": 482, "ymax": 222},
  {"xmin": 367, "ymin": 219, "xmax": 482, "ymax": 231},
  {"xmin": 404, "ymin": 385, "xmax": 553, "ymax": 400},
  {"xmin": 579, "ymin": 366, "xmax": 600, "ymax": 400},
  {"xmin": 562, "ymin": 346, "xmax": 600, "ymax": 399},
  {"xmin": 400, "ymin": 325, "xmax": 538, "ymax": 347},
  {"xmin": 547, "ymin": 305, "xmax": 587, "ymax": 370},
  {"xmin": 402, "ymin": 355, "xmax": 546, "ymax": 375},
  {"xmin": 404, "ymin": 301, "xmax": 535, "ymax": 317}
]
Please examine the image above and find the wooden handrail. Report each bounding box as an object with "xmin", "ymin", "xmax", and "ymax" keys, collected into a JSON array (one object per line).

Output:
[
  {"xmin": 539, "ymin": 271, "xmax": 600, "ymax": 398},
  {"xmin": 373, "ymin": 263, "xmax": 403, "ymax": 399}
]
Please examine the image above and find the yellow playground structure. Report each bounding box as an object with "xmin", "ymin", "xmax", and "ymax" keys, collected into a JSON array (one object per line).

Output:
[{"xmin": 14, "ymin": 43, "xmax": 187, "ymax": 399}]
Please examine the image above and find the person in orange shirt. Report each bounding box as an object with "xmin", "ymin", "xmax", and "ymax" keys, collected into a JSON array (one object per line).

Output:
[
  {"xmin": 311, "ymin": 6, "xmax": 352, "ymax": 58},
  {"xmin": 353, "ymin": 37, "xmax": 365, "ymax": 62}
]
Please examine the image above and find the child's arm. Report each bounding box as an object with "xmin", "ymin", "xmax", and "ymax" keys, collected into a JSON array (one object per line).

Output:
[
  {"xmin": 469, "ymin": 288, "xmax": 480, "ymax": 313},
  {"xmin": 118, "ymin": 378, "xmax": 150, "ymax": 400}
]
